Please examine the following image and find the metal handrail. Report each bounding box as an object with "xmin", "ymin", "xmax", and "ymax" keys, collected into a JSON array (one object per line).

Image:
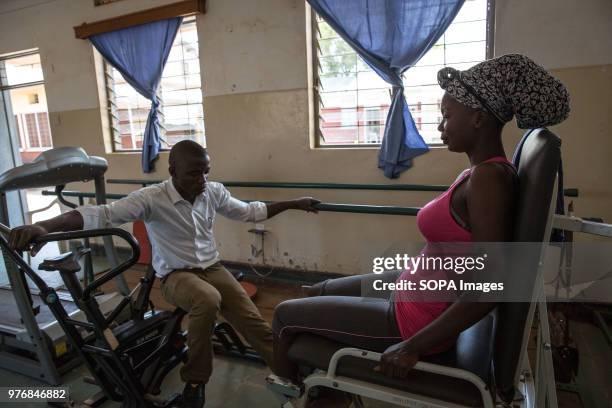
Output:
[
  {"xmin": 106, "ymin": 179, "xmax": 579, "ymax": 197},
  {"xmin": 42, "ymin": 190, "xmax": 124, "ymax": 200},
  {"xmin": 41, "ymin": 190, "xmax": 421, "ymax": 216}
]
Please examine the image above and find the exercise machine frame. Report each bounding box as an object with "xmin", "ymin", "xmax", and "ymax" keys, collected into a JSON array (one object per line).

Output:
[{"xmin": 0, "ymin": 223, "xmax": 187, "ymax": 407}]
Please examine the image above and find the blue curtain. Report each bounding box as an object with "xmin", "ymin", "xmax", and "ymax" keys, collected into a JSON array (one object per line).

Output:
[
  {"xmin": 90, "ymin": 18, "xmax": 183, "ymax": 173},
  {"xmin": 308, "ymin": 0, "xmax": 464, "ymax": 178}
]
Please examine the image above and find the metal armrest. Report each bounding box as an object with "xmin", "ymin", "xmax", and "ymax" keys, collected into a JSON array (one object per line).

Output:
[
  {"xmin": 268, "ymin": 347, "xmax": 496, "ymax": 408},
  {"xmin": 553, "ymin": 214, "xmax": 612, "ymax": 237},
  {"xmin": 326, "ymin": 348, "xmax": 489, "ymax": 390},
  {"xmin": 305, "ymin": 347, "xmax": 494, "ymax": 408}
]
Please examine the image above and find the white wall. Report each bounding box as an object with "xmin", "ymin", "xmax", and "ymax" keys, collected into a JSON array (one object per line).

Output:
[
  {"xmin": 0, "ymin": 0, "xmax": 181, "ymax": 112},
  {"xmin": 199, "ymin": 0, "xmax": 306, "ymax": 96},
  {"xmin": 494, "ymin": 0, "xmax": 612, "ymax": 69}
]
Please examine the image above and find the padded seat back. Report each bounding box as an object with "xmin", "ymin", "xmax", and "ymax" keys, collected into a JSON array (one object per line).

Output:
[{"xmin": 494, "ymin": 128, "xmax": 561, "ymax": 401}]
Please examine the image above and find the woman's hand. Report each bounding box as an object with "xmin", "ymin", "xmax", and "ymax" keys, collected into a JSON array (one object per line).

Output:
[{"xmin": 373, "ymin": 340, "xmax": 420, "ymax": 379}]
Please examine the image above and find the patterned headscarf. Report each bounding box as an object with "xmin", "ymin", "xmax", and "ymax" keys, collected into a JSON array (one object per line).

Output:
[{"xmin": 437, "ymin": 54, "xmax": 570, "ymax": 129}]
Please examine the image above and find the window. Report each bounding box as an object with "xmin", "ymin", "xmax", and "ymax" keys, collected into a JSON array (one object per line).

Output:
[
  {"xmin": 312, "ymin": 0, "xmax": 492, "ymax": 147},
  {"xmin": 0, "ymin": 49, "xmax": 62, "ymax": 255},
  {"xmin": 104, "ymin": 17, "xmax": 205, "ymax": 152},
  {"xmin": 16, "ymin": 112, "xmax": 52, "ymax": 150},
  {"xmin": 0, "ymin": 50, "xmax": 54, "ymax": 163},
  {"xmin": 364, "ymin": 107, "xmax": 382, "ymax": 143}
]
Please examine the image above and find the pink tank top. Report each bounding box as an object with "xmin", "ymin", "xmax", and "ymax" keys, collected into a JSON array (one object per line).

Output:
[{"xmin": 394, "ymin": 156, "xmax": 513, "ymax": 354}]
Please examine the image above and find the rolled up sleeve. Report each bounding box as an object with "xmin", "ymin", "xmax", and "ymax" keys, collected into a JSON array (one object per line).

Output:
[
  {"xmin": 75, "ymin": 190, "xmax": 149, "ymax": 230},
  {"xmin": 76, "ymin": 205, "xmax": 104, "ymax": 230},
  {"xmin": 213, "ymin": 183, "xmax": 267, "ymax": 222}
]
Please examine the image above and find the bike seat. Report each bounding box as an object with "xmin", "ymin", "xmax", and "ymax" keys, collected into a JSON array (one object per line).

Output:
[{"xmin": 39, "ymin": 247, "xmax": 90, "ymax": 273}]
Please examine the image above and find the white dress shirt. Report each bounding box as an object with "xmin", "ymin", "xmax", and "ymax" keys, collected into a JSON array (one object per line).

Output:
[{"xmin": 76, "ymin": 179, "xmax": 267, "ymax": 278}]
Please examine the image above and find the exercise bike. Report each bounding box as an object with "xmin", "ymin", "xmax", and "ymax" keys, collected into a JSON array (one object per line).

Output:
[{"xmin": 0, "ymin": 223, "xmax": 187, "ymax": 407}]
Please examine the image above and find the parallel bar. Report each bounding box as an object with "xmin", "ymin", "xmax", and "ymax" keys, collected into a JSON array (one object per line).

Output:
[
  {"xmin": 105, "ymin": 179, "xmax": 579, "ymax": 196},
  {"xmin": 107, "ymin": 179, "xmax": 448, "ymax": 191},
  {"xmin": 42, "ymin": 190, "xmax": 421, "ymax": 216},
  {"xmin": 48, "ymin": 189, "xmax": 599, "ymax": 218},
  {"xmin": 313, "ymin": 203, "xmax": 419, "ymax": 216},
  {"xmin": 42, "ymin": 190, "xmax": 124, "ymax": 200}
]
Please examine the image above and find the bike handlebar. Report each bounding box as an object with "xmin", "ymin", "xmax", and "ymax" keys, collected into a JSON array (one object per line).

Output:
[{"xmin": 0, "ymin": 222, "xmax": 140, "ymax": 300}]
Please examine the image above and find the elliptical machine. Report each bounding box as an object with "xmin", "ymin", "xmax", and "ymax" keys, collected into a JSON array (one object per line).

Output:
[
  {"xmin": 0, "ymin": 147, "xmax": 131, "ymax": 384},
  {"xmin": 0, "ymin": 223, "xmax": 188, "ymax": 407}
]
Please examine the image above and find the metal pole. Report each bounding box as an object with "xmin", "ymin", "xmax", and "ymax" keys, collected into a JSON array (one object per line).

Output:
[
  {"xmin": 1, "ymin": 241, "xmax": 60, "ymax": 384},
  {"xmin": 78, "ymin": 196, "xmax": 96, "ymax": 289},
  {"xmin": 93, "ymin": 175, "xmax": 129, "ymax": 296}
]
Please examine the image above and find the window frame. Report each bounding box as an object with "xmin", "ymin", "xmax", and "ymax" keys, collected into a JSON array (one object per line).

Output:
[
  {"xmin": 309, "ymin": 0, "xmax": 496, "ymax": 149},
  {"xmin": 0, "ymin": 49, "xmax": 53, "ymax": 153},
  {"xmin": 104, "ymin": 17, "xmax": 204, "ymax": 153},
  {"xmin": 15, "ymin": 112, "xmax": 52, "ymax": 152}
]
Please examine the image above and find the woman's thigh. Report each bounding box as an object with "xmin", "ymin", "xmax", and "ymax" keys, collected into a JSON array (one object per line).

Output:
[
  {"xmin": 274, "ymin": 296, "xmax": 402, "ymax": 352},
  {"xmin": 316, "ymin": 270, "xmax": 402, "ymax": 299}
]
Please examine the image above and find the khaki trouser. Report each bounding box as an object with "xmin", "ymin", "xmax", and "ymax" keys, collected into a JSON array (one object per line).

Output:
[{"xmin": 160, "ymin": 262, "xmax": 274, "ymax": 384}]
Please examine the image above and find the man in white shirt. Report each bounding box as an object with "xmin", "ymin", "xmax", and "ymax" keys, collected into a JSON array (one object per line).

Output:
[{"xmin": 9, "ymin": 140, "xmax": 320, "ymax": 408}]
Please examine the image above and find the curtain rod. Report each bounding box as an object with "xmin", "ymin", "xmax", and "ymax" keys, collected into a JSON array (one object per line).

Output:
[{"xmin": 74, "ymin": 0, "xmax": 206, "ymax": 39}]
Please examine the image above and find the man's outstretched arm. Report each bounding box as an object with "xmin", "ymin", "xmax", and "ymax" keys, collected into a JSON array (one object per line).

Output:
[
  {"xmin": 214, "ymin": 182, "xmax": 320, "ymax": 222},
  {"xmin": 9, "ymin": 188, "xmax": 150, "ymax": 253},
  {"xmin": 265, "ymin": 197, "xmax": 320, "ymax": 219},
  {"xmin": 8, "ymin": 210, "xmax": 84, "ymax": 252}
]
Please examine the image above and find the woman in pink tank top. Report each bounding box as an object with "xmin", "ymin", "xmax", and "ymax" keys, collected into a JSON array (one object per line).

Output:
[
  {"xmin": 271, "ymin": 55, "xmax": 570, "ymax": 401},
  {"xmin": 393, "ymin": 154, "xmax": 515, "ymax": 355}
]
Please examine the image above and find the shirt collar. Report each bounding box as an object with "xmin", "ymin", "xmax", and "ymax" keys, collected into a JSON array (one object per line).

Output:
[
  {"xmin": 166, "ymin": 178, "xmax": 185, "ymax": 204},
  {"xmin": 166, "ymin": 178, "xmax": 207, "ymax": 205}
]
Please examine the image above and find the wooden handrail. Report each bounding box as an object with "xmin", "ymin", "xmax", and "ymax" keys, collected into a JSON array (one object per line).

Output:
[{"xmin": 74, "ymin": 0, "xmax": 206, "ymax": 39}]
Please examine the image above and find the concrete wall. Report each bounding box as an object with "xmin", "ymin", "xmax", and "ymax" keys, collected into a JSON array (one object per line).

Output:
[
  {"xmin": 0, "ymin": 0, "xmax": 610, "ymax": 274},
  {"xmin": 494, "ymin": 0, "xmax": 612, "ymax": 69}
]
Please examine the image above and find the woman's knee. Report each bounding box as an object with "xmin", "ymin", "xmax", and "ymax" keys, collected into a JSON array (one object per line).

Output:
[
  {"xmin": 314, "ymin": 274, "xmax": 364, "ymax": 297},
  {"xmin": 306, "ymin": 279, "xmax": 329, "ymax": 297},
  {"xmin": 273, "ymin": 298, "xmax": 304, "ymax": 334}
]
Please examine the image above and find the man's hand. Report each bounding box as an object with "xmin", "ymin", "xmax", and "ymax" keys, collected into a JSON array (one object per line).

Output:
[
  {"xmin": 265, "ymin": 198, "xmax": 321, "ymax": 219},
  {"xmin": 8, "ymin": 224, "xmax": 48, "ymax": 255},
  {"xmin": 373, "ymin": 340, "xmax": 419, "ymax": 379},
  {"xmin": 293, "ymin": 197, "xmax": 321, "ymax": 213}
]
